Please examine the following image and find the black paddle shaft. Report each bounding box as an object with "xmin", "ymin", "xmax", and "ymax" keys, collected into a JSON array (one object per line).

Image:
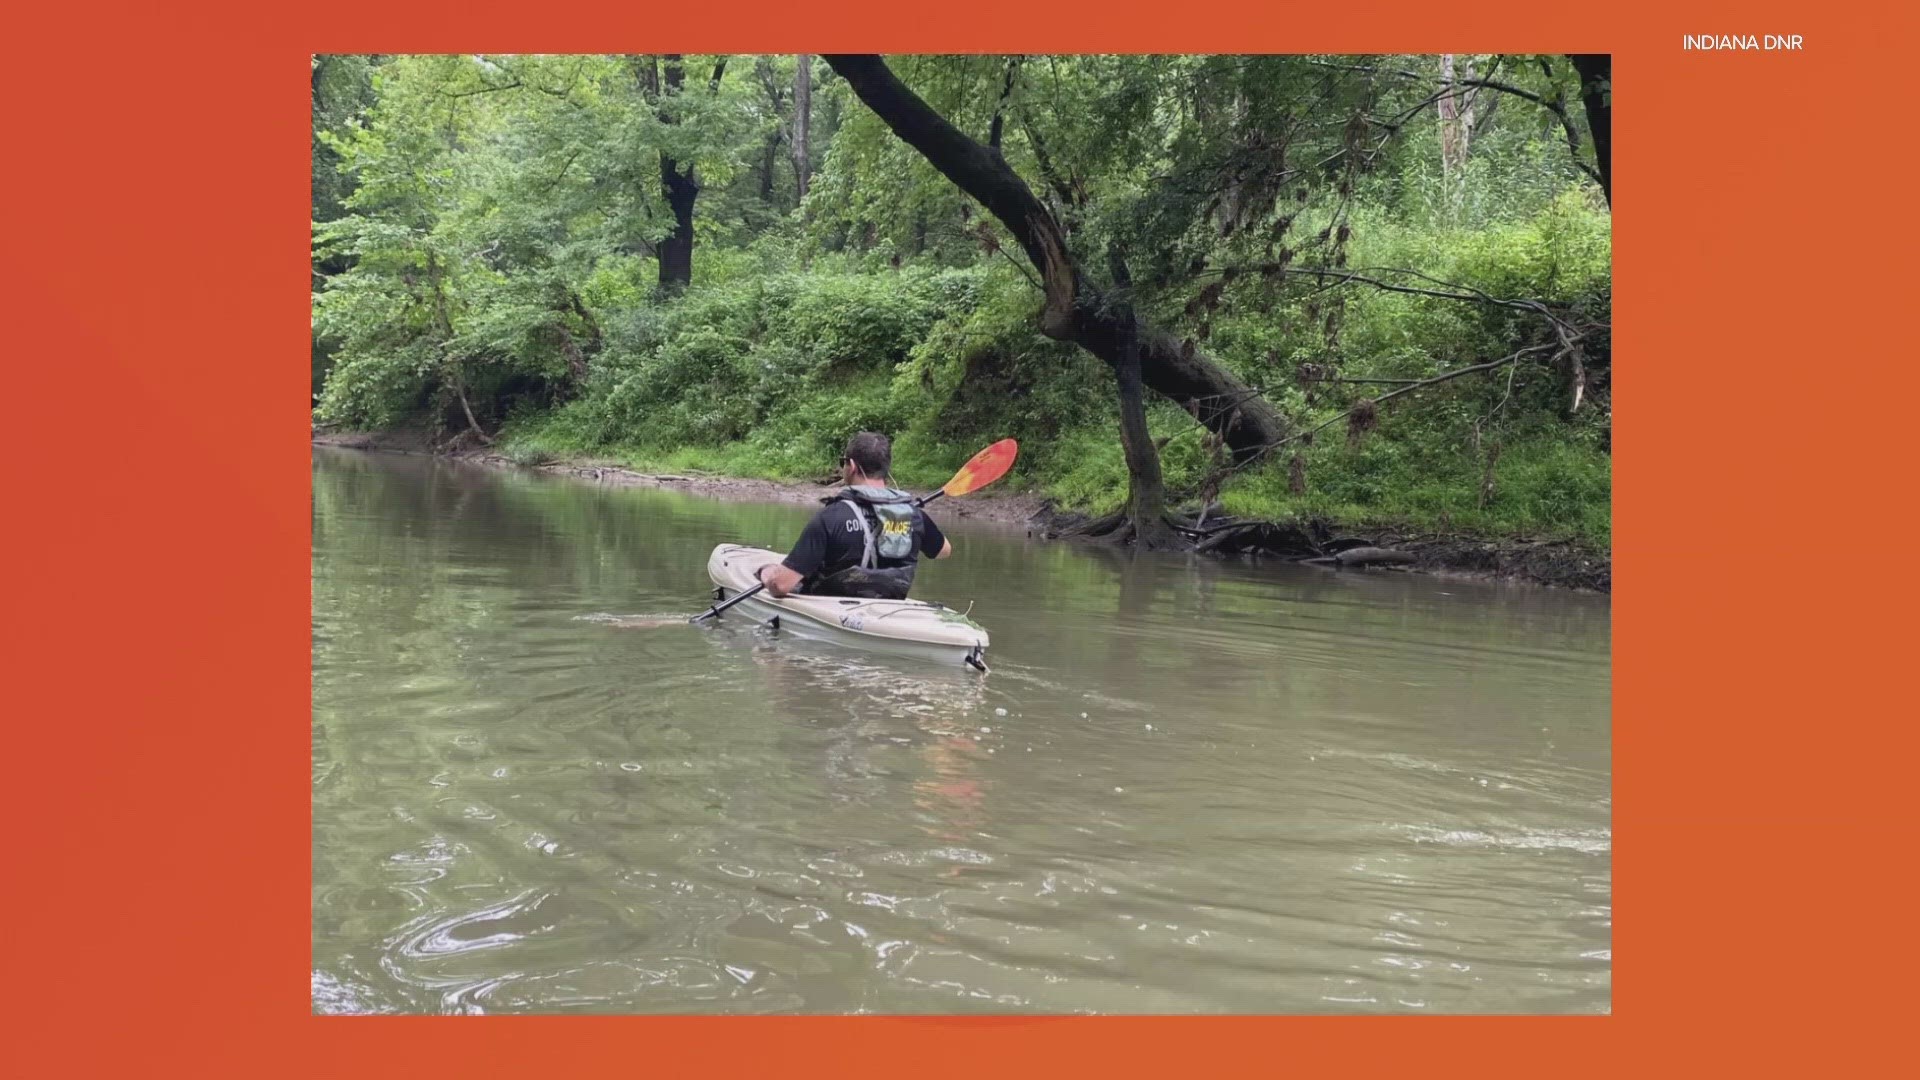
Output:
[{"xmin": 688, "ymin": 580, "xmax": 764, "ymax": 624}]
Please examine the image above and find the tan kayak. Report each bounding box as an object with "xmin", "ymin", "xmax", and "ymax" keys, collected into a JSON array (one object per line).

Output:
[{"xmin": 705, "ymin": 544, "xmax": 990, "ymax": 671}]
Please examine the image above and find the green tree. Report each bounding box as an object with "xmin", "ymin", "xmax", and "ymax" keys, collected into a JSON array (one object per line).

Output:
[
  {"xmin": 311, "ymin": 52, "xmax": 1611, "ymax": 545},
  {"xmin": 819, "ymin": 54, "xmax": 1607, "ymax": 542}
]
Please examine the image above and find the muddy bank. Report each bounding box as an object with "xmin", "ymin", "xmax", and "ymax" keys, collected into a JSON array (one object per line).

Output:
[
  {"xmin": 313, "ymin": 430, "xmax": 1609, "ymax": 592},
  {"xmin": 311, "ymin": 429, "xmax": 1047, "ymax": 525},
  {"xmin": 1036, "ymin": 507, "xmax": 1610, "ymax": 593}
]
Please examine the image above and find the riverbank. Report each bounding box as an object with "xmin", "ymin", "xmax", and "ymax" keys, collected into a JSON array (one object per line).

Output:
[
  {"xmin": 314, "ymin": 429, "xmax": 1610, "ymax": 592},
  {"xmin": 313, "ymin": 427, "xmax": 1050, "ymax": 525}
]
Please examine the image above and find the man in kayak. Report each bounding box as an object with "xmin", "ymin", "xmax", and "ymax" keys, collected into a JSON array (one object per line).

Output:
[{"xmin": 756, "ymin": 432, "xmax": 952, "ymax": 601}]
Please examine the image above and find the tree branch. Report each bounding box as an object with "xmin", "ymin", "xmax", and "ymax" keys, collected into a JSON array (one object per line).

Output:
[
  {"xmin": 1230, "ymin": 345, "xmax": 1559, "ymax": 475},
  {"xmin": 1568, "ymin": 54, "xmax": 1612, "ymax": 205},
  {"xmin": 1220, "ymin": 263, "xmax": 1559, "ymax": 317},
  {"xmin": 995, "ymin": 246, "xmax": 1045, "ymax": 292},
  {"xmin": 1330, "ymin": 57, "xmax": 1604, "ymax": 193},
  {"xmin": 1304, "ymin": 59, "xmax": 1427, "ymax": 81},
  {"xmin": 1454, "ymin": 75, "xmax": 1549, "ymax": 109},
  {"xmin": 451, "ymin": 373, "xmax": 494, "ymax": 444},
  {"xmin": 754, "ymin": 55, "xmax": 785, "ymax": 107},
  {"xmin": 823, "ymin": 53, "xmax": 1290, "ymax": 458},
  {"xmin": 441, "ymin": 80, "xmax": 522, "ymax": 99},
  {"xmin": 539, "ymin": 148, "xmax": 582, "ymax": 194},
  {"xmin": 1018, "ymin": 110, "xmax": 1079, "ymax": 214},
  {"xmin": 1160, "ymin": 257, "xmax": 1597, "ymax": 476},
  {"xmin": 988, "ymin": 55, "xmax": 1022, "ymax": 151},
  {"xmin": 822, "ymin": 54, "xmax": 1077, "ymax": 334}
]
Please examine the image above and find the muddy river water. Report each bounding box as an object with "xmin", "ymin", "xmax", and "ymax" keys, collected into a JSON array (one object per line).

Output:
[{"xmin": 311, "ymin": 447, "xmax": 1610, "ymax": 1014}]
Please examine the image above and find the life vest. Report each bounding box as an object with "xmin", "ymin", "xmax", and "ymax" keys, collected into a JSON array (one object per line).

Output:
[{"xmin": 828, "ymin": 486, "xmax": 919, "ymax": 567}]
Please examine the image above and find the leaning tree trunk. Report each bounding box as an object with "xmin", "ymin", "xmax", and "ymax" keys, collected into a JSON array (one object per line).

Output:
[
  {"xmin": 753, "ymin": 55, "xmax": 786, "ymax": 206},
  {"xmin": 1437, "ymin": 54, "xmax": 1476, "ymax": 217},
  {"xmin": 821, "ymin": 54, "xmax": 1289, "ymax": 463},
  {"xmin": 426, "ymin": 252, "xmax": 492, "ymax": 446},
  {"xmin": 1110, "ymin": 311, "xmax": 1178, "ymax": 548},
  {"xmin": 1105, "ymin": 245, "xmax": 1178, "ymax": 547},
  {"xmin": 657, "ymin": 160, "xmax": 698, "ymax": 293},
  {"xmin": 654, "ymin": 56, "xmax": 696, "ymax": 293},
  {"xmin": 758, "ymin": 131, "xmax": 780, "ymax": 202},
  {"xmin": 641, "ymin": 54, "xmax": 725, "ymax": 295},
  {"xmin": 1568, "ymin": 54, "xmax": 1611, "ymax": 206},
  {"xmin": 792, "ymin": 55, "xmax": 812, "ymax": 202}
]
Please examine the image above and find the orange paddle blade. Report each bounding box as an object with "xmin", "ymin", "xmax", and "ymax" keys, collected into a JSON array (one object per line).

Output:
[{"xmin": 941, "ymin": 439, "xmax": 1019, "ymax": 497}]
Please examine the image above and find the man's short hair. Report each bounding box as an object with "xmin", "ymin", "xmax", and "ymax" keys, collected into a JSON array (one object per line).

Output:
[{"xmin": 844, "ymin": 431, "xmax": 892, "ymax": 478}]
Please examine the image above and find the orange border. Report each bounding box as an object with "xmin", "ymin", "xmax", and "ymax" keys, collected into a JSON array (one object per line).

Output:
[{"xmin": 7, "ymin": 0, "xmax": 1906, "ymax": 1073}]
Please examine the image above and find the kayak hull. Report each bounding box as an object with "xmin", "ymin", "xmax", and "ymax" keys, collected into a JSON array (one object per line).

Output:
[{"xmin": 705, "ymin": 544, "xmax": 989, "ymax": 671}]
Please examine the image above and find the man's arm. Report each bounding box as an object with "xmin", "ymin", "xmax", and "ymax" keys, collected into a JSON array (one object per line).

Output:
[
  {"xmin": 763, "ymin": 511, "xmax": 829, "ymax": 597},
  {"xmin": 759, "ymin": 562, "xmax": 804, "ymax": 597},
  {"xmin": 922, "ymin": 513, "xmax": 952, "ymax": 560}
]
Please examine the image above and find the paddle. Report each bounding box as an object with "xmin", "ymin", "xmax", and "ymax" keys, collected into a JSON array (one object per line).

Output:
[{"xmin": 689, "ymin": 438, "xmax": 1019, "ymax": 624}]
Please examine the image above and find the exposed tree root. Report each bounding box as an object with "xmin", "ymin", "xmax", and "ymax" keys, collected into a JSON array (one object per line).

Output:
[{"xmin": 1034, "ymin": 504, "xmax": 1608, "ymax": 591}]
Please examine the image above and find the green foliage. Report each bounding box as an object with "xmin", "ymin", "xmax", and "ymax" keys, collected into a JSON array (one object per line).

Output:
[
  {"xmin": 1215, "ymin": 431, "xmax": 1611, "ymax": 545},
  {"xmin": 311, "ymin": 54, "xmax": 792, "ymax": 431},
  {"xmin": 316, "ymin": 52, "xmax": 1611, "ymax": 545},
  {"xmin": 540, "ymin": 267, "xmax": 980, "ymax": 470},
  {"xmin": 311, "ymin": 55, "xmax": 383, "ymax": 225}
]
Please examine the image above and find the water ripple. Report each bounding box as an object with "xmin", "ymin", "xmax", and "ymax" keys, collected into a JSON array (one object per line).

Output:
[{"xmin": 312, "ymin": 448, "xmax": 1611, "ymax": 1014}]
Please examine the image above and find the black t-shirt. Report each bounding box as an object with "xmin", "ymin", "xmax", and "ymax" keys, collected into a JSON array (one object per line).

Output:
[{"xmin": 781, "ymin": 499, "xmax": 947, "ymax": 578}]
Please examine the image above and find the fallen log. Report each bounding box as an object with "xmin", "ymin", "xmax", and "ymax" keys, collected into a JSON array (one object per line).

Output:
[{"xmin": 1304, "ymin": 546, "xmax": 1415, "ymax": 567}]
